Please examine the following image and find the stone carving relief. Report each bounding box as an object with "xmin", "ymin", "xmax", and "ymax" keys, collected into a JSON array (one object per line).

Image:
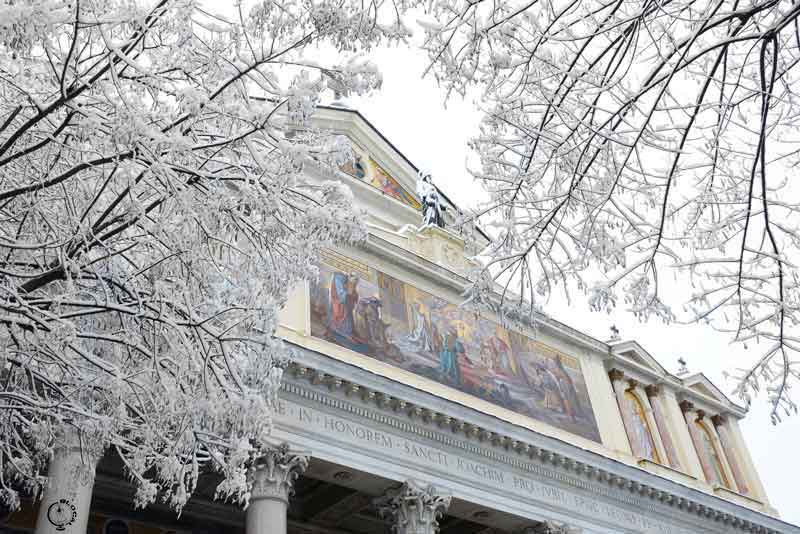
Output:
[{"xmin": 374, "ymin": 480, "xmax": 451, "ymax": 534}]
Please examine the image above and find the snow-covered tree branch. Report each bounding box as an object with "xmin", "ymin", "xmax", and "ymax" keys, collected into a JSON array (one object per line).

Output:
[
  {"xmin": 0, "ymin": 0, "xmax": 405, "ymax": 514},
  {"xmin": 420, "ymin": 0, "xmax": 800, "ymax": 421}
]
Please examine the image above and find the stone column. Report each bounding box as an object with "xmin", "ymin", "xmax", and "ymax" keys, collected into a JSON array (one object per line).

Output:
[
  {"xmin": 680, "ymin": 401, "xmax": 717, "ymax": 486},
  {"xmin": 35, "ymin": 429, "xmax": 103, "ymax": 534},
  {"xmin": 645, "ymin": 385, "xmax": 682, "ymax": 470},
  {"xmin": 711, "ymin": 415, "xmax": 750, "ymax": 495},
  {"xmin": 246, "ymin": 443, "xmax": 309, "ymax": 534},
  {"xmin": 608, "ymin": 369, "xmax": 640, "ymax": 457},
  {"xmin": 374, "ymin": 480, "xmax": 451, "ymax": 534}
]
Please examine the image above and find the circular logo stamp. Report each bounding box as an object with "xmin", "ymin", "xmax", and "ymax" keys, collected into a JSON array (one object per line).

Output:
[{"xmin": 47, "ymin": 498, "xmax": 77, "ymax": 531}]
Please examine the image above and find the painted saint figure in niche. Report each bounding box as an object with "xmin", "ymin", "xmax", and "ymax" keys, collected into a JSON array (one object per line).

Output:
[
  {"xmin": 697, "ymin": 422, "xmax": 730, "ymax": 488},
  {"xmin": 624, "ymin": 390, "xmax": 659, "ymax": 462},
  {"xmin": 439, "ymin": 326, "xmax": 465, "ymax": 386}
]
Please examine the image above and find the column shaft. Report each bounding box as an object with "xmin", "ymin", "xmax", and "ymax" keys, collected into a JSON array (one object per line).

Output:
[
  {"xmin": 682, "ymin": 405, "xmax": 717, "ymax": 486},
  {"xmin": 246, "ymin": 444, "xmax": 309, "ymax": 534},
  {"xmin": 34, "ymin": 432, "xmax": 101, "ymax": 534},
  {"xmin": 713, "ymin": 417, "xmax": 749, "ymax": 495},
  {"xmin": 645, "ymin": 386, "xmax": 682, "ymax": 470}
]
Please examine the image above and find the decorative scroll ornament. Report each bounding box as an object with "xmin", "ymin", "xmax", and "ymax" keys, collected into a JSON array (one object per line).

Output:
[
  {"xmin": 374, "ymin": 480, "xmax": 451, "ymax": 534},
  {"xmin": 249, "ymin": 443, "xmax": 309, "ymax": 504}
]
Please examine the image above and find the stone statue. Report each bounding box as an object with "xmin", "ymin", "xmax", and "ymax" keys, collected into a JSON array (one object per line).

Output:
[{"xmin": 416, "ymin": 172, "xmax": 445, "ymax": 228}]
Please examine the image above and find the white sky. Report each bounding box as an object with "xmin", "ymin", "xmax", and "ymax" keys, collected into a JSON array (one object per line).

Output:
[{"xmin": 347, "ymin": 45, "xmax": 800, "ymax": 527}]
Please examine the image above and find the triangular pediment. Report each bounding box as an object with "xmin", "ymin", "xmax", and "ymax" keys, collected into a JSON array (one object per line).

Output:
[
  {"xmin": 609, "ymin": 340, "xmax": 668, "ymax": 376},
  {"xmin": 683, "ymin": 373, "xmax": 733, "ymax": 405}
]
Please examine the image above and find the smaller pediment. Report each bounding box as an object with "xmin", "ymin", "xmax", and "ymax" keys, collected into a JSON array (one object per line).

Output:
[
  {"xmin": 609, "ymin": 340, "xmax": 669, "ymax": 377},
  {"xmin": 682, "ymin": 373, "xmax": 735, "ymax": 406}
]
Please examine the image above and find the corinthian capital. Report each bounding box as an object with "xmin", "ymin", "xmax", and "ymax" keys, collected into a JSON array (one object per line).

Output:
[
  {"xmin": 526, "ymin": 520, "xmax": 583, "ymax": 534},
  {"xmin": 374, "ymin": 480, "xmax": 451, "ymax": 534},
  {"xmin": 249, "ymin": 443, "xmax": 309, "ymax": 504}
]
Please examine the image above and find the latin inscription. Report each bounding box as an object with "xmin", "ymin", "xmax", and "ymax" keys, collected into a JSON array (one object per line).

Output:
[{"xmin": 277, "ymin": 400, "xmax": 702, "ymax": 534}]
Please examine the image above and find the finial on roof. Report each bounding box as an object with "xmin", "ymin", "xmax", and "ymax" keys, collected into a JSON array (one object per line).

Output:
[
  {"xmin": 608, "ymin": 325, "xmax": 621, "ymax": 342},
  {"xmin": 677, "ymin": 357, "xmax": 690, "ymax": 376}
]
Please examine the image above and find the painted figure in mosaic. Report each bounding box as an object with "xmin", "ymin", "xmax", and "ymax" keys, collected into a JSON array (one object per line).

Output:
[
  {"xmin": 439, "ymin": 326, "xmax": 465, "ymax": 386},
  {"xmin": 359, "ymin": 297, "xmax": 391, "ymax": 349},
  {"xmin": 416, "ymin": 172, "xmax": 444, "ymax": 228},
  {"xmin": 552, "ymin": 355, "xmax": 582, "ymax": 422},
  {"xmin": 328, "ymin": 272, "xmax": 360, "ymax": 342},
  {"xmin": 534, "ymin": 363, "xmax": 567, "ymax": 414},
  {"xmin": 408, "ymin": 302, "xmax": 434, "ymax": 353}
]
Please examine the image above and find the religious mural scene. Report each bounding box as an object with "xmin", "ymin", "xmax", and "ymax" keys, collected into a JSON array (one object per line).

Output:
[
  {"xmin": 340, "ymin": 139, "xmax": 421, "ymax": 209},
  {"xmin": 310, "ymin": 250, "xmax": 602, "ymax": 442}
]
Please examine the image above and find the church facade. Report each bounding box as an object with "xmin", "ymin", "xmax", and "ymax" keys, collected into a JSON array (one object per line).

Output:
[{"xmin": 3, "ymin": 105, "xmax": 798, "ymax": 534}]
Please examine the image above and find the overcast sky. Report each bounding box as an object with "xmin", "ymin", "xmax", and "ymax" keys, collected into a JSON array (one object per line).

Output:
[{"xmin": 345, "ymin": 45, "xmax": 800, "ymax": 526}]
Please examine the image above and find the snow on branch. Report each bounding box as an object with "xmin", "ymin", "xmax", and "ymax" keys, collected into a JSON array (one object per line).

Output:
[
  {"xmin": 421, "ymin": 0, "xmax": 800, "ymax": 420},
  {"xmin": 0, "ymin": 0, "xmax": 404, "ymax": 513}
]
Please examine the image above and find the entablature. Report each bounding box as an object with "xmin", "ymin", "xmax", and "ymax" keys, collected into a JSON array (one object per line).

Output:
[{"xmin": 277, "ymin": 346, "xmax": 798, "ymax": 534}]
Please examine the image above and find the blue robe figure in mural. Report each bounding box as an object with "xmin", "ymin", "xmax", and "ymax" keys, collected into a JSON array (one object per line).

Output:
[
  {"xmin": 327, "ymin": 272, "xmax": 369, "ymax": 352},
  {"xmin": 439, "ymin": 327, "xmax": 465, "ymax": 387}
]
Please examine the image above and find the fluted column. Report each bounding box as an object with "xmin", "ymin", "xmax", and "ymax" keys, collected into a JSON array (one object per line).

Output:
[
  {"xmin": 246, "ymin": 444, "xmax": 309, "ymax": 534},
  {"xmin": 645, "ymin": 385, "xmax": 682, "ymax": 470},
  {"xmin": 608, "ymin": 369, "xmax": 641, "ymax": 457},
  {"xmin": 680, "ymin": 401, "xmax": 717, "ymax": 486},
  {"xmin": 35, "ymin": 429, "xmax": 103, "ymax": 534},
  {"xmin": 374, "ymin": 480, "xmax": 451, "ymax": 534},
  {"xmin": 711, "ymin": 415, "xmax": 750, "ymax": 495}
]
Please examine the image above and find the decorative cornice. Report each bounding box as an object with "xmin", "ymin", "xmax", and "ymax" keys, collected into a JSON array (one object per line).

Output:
[{"xmin": 284, "ymin": 363, "xmax": 789, "ymax": 534}]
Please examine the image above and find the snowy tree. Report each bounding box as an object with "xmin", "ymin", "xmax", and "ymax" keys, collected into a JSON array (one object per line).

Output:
[
  {"xmin": 419, "ymin": 0, "xmax": 800, "ymax": 420},
  {"xmin": 0, "ymin": 0, "xmax": 406, "ymax": 513}
]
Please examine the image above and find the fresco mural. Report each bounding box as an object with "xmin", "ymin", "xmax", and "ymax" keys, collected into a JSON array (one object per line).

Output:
[
  {"xmin": 340, "ymin": 140, "xmax": 421, "ymax": 209},
  {"xmin": 310, "ymin": 250, "xmax": 602, "ymax": 442}
]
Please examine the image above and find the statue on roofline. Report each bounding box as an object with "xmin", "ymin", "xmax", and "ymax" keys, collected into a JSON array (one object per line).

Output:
[{"xmin": 416, "ymin": 171, "xmax": 445, "ymax": 229}]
